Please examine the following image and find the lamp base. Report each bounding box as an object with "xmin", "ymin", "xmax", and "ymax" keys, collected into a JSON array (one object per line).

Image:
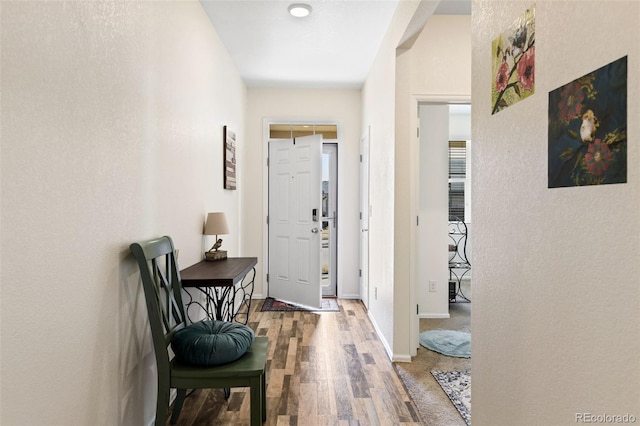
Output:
[{"xmin": 205, "ymin": 250, "xmax": 227, "ymax": 261}]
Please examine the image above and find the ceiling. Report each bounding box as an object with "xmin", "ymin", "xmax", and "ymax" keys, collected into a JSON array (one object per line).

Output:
[{"xmin": 200, "ymin": 0, "xmax": 471, "ymax": 89}]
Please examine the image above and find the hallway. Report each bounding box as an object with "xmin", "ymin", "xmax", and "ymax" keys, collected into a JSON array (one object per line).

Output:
[{"xmin": 169, "ymin": 299, "xmax": 422, "ymax": 425}]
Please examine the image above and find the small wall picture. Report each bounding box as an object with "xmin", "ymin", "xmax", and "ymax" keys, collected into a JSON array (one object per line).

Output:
[
  {"xmin": 548, "ymin": 56, "xmax": 627, "ymax": 188},
  {"xmin": 223, "ymin": 126, "xmax": 236, "ymax": 190},
  {"xmin": 491, "ymin": 4, "xmax": 535, "ymax": 114}
]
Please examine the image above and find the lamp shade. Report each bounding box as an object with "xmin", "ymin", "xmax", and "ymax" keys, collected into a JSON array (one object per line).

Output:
[{"xmin": 204, "ymin": 212, "xmax": 229, "ymax": 236}]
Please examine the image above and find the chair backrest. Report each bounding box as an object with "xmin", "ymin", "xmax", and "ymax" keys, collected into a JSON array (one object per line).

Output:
[{"xmin": 130, "ymin": 236, "xmax": 188, "ymax": 373}]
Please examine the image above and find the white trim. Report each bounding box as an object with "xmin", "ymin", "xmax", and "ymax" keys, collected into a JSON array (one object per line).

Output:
[
  {"xmin": 413, "ymin": 94, "xmax": 471, "ymax": 104},
  {"xmin": 339, "ymin": 293, "xmax": 360, "ymax": 299},
  {"xmin": 410, "ymin": 94, "xmax": 471, "ymax": 355},
  {"xmin": 418, "ymin": 313, "xmax": 451, "ymax": 319},
  {"xmin": 367, "ymin": 309, "xmax": 394, "ymax": 361},
  {"xmin": 392, "ymin": 354, "xmax": 413, "ymax": 363},
  {"xmin": 366, "ymin": 307, "xmax": 413, "ymax": 362}
]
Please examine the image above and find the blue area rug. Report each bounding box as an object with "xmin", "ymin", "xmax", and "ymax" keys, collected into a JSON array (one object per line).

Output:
[{"xmin": 419, "ymin": 329, "xmax": 471, "ymax": 358}]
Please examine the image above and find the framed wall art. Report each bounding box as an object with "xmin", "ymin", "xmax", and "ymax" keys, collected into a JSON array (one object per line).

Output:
[
  {"xmin": 223, "ymin": 126, "xmax": 236, "ymax": 190},
  {"xmin": 548, "ymin": 56, "xmax": 627, "ymax": 188},
  {"xmin": 491, "ymin": 4, "xmax": 535, "ymax": 114}
]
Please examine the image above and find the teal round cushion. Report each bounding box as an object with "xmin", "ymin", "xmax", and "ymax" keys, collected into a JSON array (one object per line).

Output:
[{"xmin": 171, "ymin": 320, "xmax": 255, "ymax": 366}]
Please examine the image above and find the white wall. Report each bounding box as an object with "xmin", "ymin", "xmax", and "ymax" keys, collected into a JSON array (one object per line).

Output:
[
  {"xmin": 410, "ymin": 15, "xmax": 472, "ymax": 96},
  {"xmin": 1, "ymin": 2, "xmax": 246, "ymax": 424},
  {"xmin": 361, "ymin": 0, "xmax": 421, "ymax": 360},
  {"xmin": 417, "ymin": 104, "xmax": 450, "ymax": 316},
  {"xmin": 243, "ymin": 88, "xmax": 362, "ymax": 300},
  {"xmin": 361, "ymin": 5, "xmax": 471, "ymax": 361},
  {"xmin": 417, "ymin": 105, "xmax": 472, "ymax": 318},
  {"xmin": 394, "ymin": 14, "xmax": 472, "ymax": 354},
  {"xmin": 472, "ymin": 1, "xmax": 639, "ymax": 424}
]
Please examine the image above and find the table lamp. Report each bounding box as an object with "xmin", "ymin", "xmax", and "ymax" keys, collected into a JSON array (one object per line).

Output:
[{"xmin": 204, "ymin": 212, "xmax": 229, "ymax": 261}]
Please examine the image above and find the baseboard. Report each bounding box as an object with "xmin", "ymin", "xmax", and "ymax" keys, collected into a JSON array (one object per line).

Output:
[
  {"xmin": 365, "ymin": 309, "xmax": 413, "ymax": 362},
  {"xmin": 392, "ymin": 353, "xmax": 412, "ymax": 362},
  {"xmin": 338, "ymin": 293, "xmax": 360, "ymax": 299},
  {"xmin": 366, "ymin": 310, "xmax": 394, "ymax": 360},
  {"xmin": 418, "ymin": 313, "xmax": 451, "ymax": 319}
]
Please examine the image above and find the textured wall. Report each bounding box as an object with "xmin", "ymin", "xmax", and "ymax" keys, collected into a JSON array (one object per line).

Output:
[
  {"xmin": 1, "ymin": 1, "xmax": 245, "ymax": 424},
  {"xmin": 471, "ymin": 1, "xmax": 639, "ymax": 424}
]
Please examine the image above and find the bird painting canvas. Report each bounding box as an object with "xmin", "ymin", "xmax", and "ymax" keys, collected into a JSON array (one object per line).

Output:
[{"xmin": 548, "ymin": 56, "xmax": 627, "ymax": 188}]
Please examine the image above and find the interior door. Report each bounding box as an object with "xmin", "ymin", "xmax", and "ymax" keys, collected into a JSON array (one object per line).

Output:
[
  {"xmin": 359, "ymin": 129, "xmax": 370, "ymax": 309},
  {"xmin": 268, "ymin": 135, "xmax": 323, "ymax": 309}
]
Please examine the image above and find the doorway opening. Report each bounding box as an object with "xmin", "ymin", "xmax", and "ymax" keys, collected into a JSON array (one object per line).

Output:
[
  {"xmin": 415, "ymin": 102, "xmax": 471, "ymax": 363},
  {"xmin": 266, "ymin": 122, "xmax": 340, "ymax": 303},
  {"xmin": 322, "ymin": 144, "xmax": 337, "ymax": 297},
  {"xmin": 416, "ymin": 102, "xmax": 471, "ymax": 317}
]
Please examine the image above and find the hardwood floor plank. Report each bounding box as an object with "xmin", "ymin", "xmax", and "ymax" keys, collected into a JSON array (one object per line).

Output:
[
  {"xmin": 298, "ymin": 382, "xmax": 318, "ymax": 423},
  {"xmin": 167, "ymin": 299, "xmax": 422, "ymax": 425}
]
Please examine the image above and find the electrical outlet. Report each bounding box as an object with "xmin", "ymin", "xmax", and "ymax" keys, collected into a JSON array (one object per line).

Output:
[{"xmin": 429, "ymin": 280, "xmax": 437, "ymax": 292}]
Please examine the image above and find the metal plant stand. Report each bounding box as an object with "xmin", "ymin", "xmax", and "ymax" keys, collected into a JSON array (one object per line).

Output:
[{"xmin": 448, "ymin": 217, "xmax": 471, "ymax": 302}]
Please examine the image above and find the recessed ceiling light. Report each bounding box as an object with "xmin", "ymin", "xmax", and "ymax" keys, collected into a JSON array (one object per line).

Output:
[{"xmin": 288, "ymin": 3, "xmax": 312, "ymax": 18}]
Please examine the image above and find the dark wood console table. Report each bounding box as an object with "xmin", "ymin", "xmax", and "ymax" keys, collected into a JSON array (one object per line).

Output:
[{"xmin": 181, "ymin": 257, "xmax": 257, "ymax": 324}]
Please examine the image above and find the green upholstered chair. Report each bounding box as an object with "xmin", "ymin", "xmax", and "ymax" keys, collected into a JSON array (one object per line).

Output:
[{"xmin": 130, "ymin": 236, "xmax": 267, "ymax": 425}]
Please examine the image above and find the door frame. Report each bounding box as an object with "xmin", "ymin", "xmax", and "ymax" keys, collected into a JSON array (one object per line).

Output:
[
  {"xmin": 322, "ymin": 143, "xmax": 338, "ymax": 297},
  {"xmin": 359, "ymin": 127, "xmax": 370, "ymax": 309},
  {"xmin": 410, "ymin": 95, "xmax": 470, "ymax": 355},
  {"xmin": 262, "ymin": 118, "xmax": 342, "ymax": 299}
]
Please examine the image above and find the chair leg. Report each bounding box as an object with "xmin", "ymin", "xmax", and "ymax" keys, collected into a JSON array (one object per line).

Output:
[
  {"xmin": 249, "ymin": 376, "xmax": 262, "ymax": 426},
  {"xmin": 261, "ymin": 371, "xmax": 267, "ymax": 421},
  {"xmin": 156, "ymin": 388, "xmax": 170, "ymax": 426},
  {"xmin": 170, "ymin": 389, "xmax": 187, "ymax": 424}
]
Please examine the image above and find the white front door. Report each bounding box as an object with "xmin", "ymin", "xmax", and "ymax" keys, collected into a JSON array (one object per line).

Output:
[
  {"xmin": 359, "ymin": 129, "xmax": 370, "ymax": 309},
  {"xmin": 268, "ymin": 135, "xmax": 322, "ymax": 309}
]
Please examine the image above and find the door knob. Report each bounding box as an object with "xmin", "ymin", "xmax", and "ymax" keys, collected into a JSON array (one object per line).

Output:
[{"xmin": 311, "ymin": 228, "xmax": 319, "ymax": 233}]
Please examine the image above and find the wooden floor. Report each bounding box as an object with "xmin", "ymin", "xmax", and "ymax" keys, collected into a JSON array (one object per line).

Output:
[{"xmin": 169, "ymin": 299, "xmax": 422, "ymax": 425}]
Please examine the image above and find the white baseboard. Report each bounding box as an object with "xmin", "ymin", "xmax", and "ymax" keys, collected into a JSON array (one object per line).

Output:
[
  {"xmin": 366, "ymin": 310, "xmax": 393, "ymax": 359},
  {"xmin": 392, "ymin": 353, "xmax": 412, "ymax": 362},
  {"xmin": 418, "ymin": 313, "xmax": 451, "ymax": 319},
  {"xmin": 338, "ymin": 293, "xmax": 360, "ymax": 299},
  {"xmin": 366, "ymin": 309, "xmax": 413, "ymax": 362}
]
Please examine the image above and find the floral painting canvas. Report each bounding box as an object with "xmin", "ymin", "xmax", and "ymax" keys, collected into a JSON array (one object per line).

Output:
[
  {"xmin": 491, "ymin": 5, "xmax": 535, "ymax": 114},
  {"xmin": 548, "ymin": 56, "xmax": 627, "ymax": 188}
]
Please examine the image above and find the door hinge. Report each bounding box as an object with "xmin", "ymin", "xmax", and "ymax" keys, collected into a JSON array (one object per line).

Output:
[
  {"xmin": 266, "ymin": 215, "xmax": 269, "ymax": 224},
  {"xmin": 417, "ymin": 127, "xmax": 420, "ymax": 138},
  {"xmin": 359, "ymin": 269, "xmax": 362, "ymax": 277},
  {"xmin": 360, "ymin": 154, "xmax": 362, "ymax": 162},
  {"xmin": 417, "ymin": 216, "xmax": 419, "ymax": 226},
  {"xmin": 267, "ymin": 157, "xmax": 269, "ymax": 167},
  {"xmin": 360, "ymin": 211, "xmax": 362, "ymax": 220},
  {"xmin": 266, "ymin": 273, "xmax": 269, "ymax": 282},
  {"xmin": 417, "ymin": 304, "xmax": 419, "ymax": 314}
]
